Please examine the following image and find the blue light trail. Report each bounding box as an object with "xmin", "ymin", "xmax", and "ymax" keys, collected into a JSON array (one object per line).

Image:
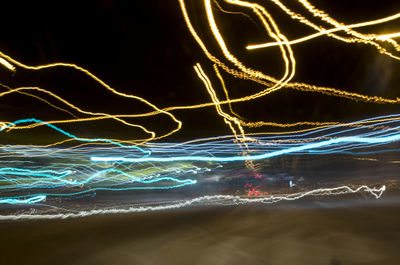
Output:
[
  {"xmin": 1, "ymin": 118, "xmax": 151, "ymax": 156},
  {"xmin": 91, "ymin": 134, "xmax": 400, "ymax": 163},
  {"xmin": 1, "ymin": 114, "xmax": 399, "ymax": 217}
]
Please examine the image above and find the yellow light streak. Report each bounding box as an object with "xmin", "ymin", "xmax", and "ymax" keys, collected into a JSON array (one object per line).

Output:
[
  {"xmin": 0, "ymin": 50, "xmax": 181, "ymax": 142},
  {"xmin": 0, "ymin": 57, "xmax": 15, "ymax": 71},
  {"xmin": 377, "ymin": 32, "xmax": 400, "ymax": 40},
  {"xmin": 247, "ymin": 11, "xmax": 400, "ymax": 51},
  {"xmin": 213, "ymin": 64, "xmax": 243, "ymax": 119},
  {"xmin": 194, "ymin": 62, "xmax": 247, "ymax": 141},
  {"xmin": 1, "ymin": 0, "xmax": 400, "ymax": 151},
  {"xmin": 0, "ymin": 83, "xmax": 78, "ymax": 118},
  {"xmin": 178, "ymin": 0, "xmax": 400, "ymax": 114}
]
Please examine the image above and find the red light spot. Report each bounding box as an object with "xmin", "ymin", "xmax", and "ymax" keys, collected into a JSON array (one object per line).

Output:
[
  {"xmin": 247, "ymin": 186, "xmax": 261, "ymax": 196},
  {"xmin": 255, "ymin": 173, "xmax": 262, "ymax": 180},
  {"xmin": 244, "ymin": 183, "xmax": 253, "ymax": 189}
]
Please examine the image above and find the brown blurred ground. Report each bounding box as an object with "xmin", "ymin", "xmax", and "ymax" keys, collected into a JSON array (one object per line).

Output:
[{"xmin": 0, "ymin": 203, "xmax": 399, "ymax": 265}]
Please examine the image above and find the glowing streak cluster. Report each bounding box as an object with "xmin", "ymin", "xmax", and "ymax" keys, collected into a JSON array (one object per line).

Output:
[{"xmin": 0, "ymin": 0, "xmax": 399, "ymax": 219}]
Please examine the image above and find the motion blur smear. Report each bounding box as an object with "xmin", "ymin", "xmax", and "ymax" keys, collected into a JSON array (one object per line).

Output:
[{"xmin": 1, "ymin": 0, "xmax": 400, "ymax": 264}]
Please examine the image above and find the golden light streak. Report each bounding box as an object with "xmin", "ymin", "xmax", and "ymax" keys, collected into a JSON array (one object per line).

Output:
[
  {"xmin": 0, "ymin": 0, "xmax": 400, "ymax": 151},
  {"xmin": 0, "ymin": 57, "xmax": 15, "ymax": 71},
  {"xmin": 213, "ymin": 64, "xmax": 243, "ymax": 119},
  {"xmin": 194, "ymin": 62, "xmax": 247, "ymax": 141},
  {"xmin": 178, "ymin": 0, "xmax": 400, "ymax": 115},
  {"xmin": 377, "ymin": 32, "xmax": 400, "ymax": 40},
  {"xmin": 1, "ymin": 83, "xmax": 78, "ymax": 118},
  {"xmin": 205, "ymin": 0, "xmax": 296, "ymax": 92},
  {"xmin": 0, "ymin": 86, "xmax": 156, "ymax": 137},
  {"xmin": 195, "ymin": 62, "xmax": 259, "ymax": 169},
  {"xmin": 247, "ymin": 11, "xmax": 400, "ymax": 51},
  {"xmin": 0, "ymin": 50, "xmax": 181, "ymax": 142}
]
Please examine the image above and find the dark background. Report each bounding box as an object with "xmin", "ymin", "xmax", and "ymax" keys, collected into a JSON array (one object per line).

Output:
[
  {"xmin": 0, "ymin": 0, "xmax": 399, "ymax": 141},
  {"xmin": 1, "ymin": 201, "xmax": 400, "ymax": 265}
]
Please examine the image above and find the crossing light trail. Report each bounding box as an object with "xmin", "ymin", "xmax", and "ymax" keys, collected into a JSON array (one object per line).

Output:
[{"xmin": 0, "ymin": 0, "xmax": 400, "ymax": 219}]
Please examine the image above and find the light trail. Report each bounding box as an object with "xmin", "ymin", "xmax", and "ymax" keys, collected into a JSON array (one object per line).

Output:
[
  {"xmin": 0, "ymin": 195, "xmax": 46, "ymax": 205},
  {"xmin": 90, "ymin": 133, "xmax": 400, "ymax": 163},
  {"xmin": 1, "ymin": 1, "xmax": 400, "ymax": 219},
  {"xmin": 0, "ymin": 166, "xmax": 198, "ymax": 205},
  {"xmin": 177, "ymin": 0, "xmax": 400, "ymax": 113},
  {"xmin": 1, "ymin": 113, "xmax": 399, "ymax": 213},
  {"xmin": 0, "ymin": 185, "xmax": 386, "ymax": 220},
  {"xmin": 0, "ymin": 57, "xmax": 15, "ymax": 71},
  {"xmin": 246, "ymin": 11, "xmax": 400, "ymax": 50},
  {"xmin": 1, "ymin": 118, "xmax": 151, "ymax": 156}
]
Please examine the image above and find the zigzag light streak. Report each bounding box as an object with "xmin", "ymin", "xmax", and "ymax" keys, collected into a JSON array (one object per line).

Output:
[{"xmin": 0, "ymin": 185, "xmax": 386, "ymax": 220}]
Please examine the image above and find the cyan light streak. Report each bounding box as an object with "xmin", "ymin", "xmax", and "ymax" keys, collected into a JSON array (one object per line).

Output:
[
  {"xmin": 0, "ymin": 166, "xmax": 197, "ymax": 204},
  {"xmin": 91, "ymin": 134, "xmax": 400, "ymax": 163},
  {"xmin": 2, "ymin": 114, "xmax": 399, "ymax": 208},
  {"xmin": 0, "ymin": 168, "xmax": 76, "ymax": 188},
  {"xmin": 0, "ymin": 168, "xmax": 73, "ymax": 180},
  {"xmin": 1, "ymin": 118, "xmax": 151, "ymax": 156},
  {"xmin": 0, "ymin": 195, "xmax": 46, "ymax": 204}
]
